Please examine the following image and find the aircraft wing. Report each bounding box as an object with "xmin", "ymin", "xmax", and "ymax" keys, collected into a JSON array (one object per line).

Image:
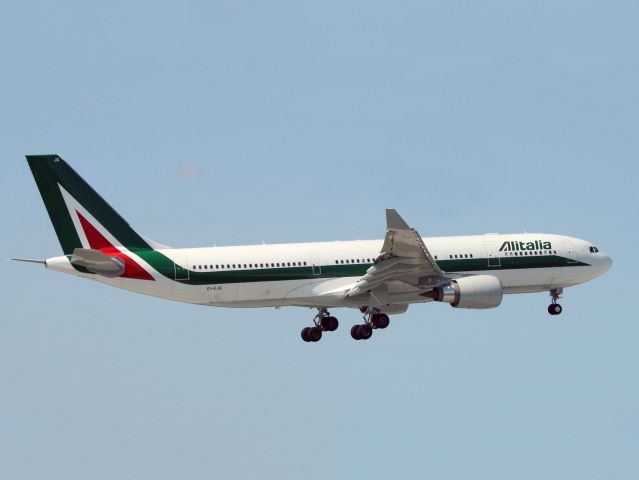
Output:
[{"xmin": 345, "ymin": 209, "xmax": 447, "ymax": 297}]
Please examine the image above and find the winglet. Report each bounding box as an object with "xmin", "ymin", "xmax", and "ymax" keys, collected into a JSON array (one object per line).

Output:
[{"xmin": 386, "ymin": 209, "xmax": 410, "ymax": 230}]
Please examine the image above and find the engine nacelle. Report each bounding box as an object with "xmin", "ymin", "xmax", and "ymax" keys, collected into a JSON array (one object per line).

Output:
[{"xmin": 425, "ymin": 275, "xmax": 503, "ymax": 309}]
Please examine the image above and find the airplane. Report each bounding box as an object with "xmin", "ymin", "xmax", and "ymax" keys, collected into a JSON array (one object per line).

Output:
[{"xmin": 14, "ymin": 155, "xmax": 612, "ymax": 342}]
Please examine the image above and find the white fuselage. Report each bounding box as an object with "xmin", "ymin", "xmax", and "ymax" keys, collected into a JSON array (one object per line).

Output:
[{"xmin": 45, "ymin": 233, "xmax": 612, "ymax": 311}]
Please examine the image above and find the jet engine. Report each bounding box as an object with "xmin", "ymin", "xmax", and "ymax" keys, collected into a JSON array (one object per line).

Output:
[{"xmin": 422, "ymin": 275, "xmax": 503, "ymax": 309}]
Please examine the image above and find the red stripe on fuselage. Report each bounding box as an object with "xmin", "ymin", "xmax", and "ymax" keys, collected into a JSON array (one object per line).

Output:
[{"xmin": 76, "ymin": 211, "xmax": 154, "ymax": 281}]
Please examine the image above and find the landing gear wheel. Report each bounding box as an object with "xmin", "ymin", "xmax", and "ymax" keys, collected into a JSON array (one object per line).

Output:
[
  {"xmin": 301, "ymin": 309, "xmax": 339, "ymax": 342},
  {"xmin": 548, "ymin": 304, "xmax": 562, "ymax": 315},
  {"xmin": 307, "ymin": 326, "xmax": 322, "ymax": 342},
  {"xmin": 548, "ymin": 289, "xmax": 563, "ymax": 316},
  {"xmin": 301, "ymin": 327, "xmax": 311, "ymax": 342},
  {"xmin": 321, "ymin": 316, "xmax": 339, "ymax": 332},
  {"xmin": 356, "ymin": 324, "xmax": 373, "ymax": 340},
  {"xmin": 301, "ymin": 326, "xmax": 322, "ymax": 342},
  {"xmin": 371, "ymin": 313, "xmax": 390, "ymax": 329},
  {"xmin": 351, "ymin": 325, "xmax": 361, "ymax": 340}
]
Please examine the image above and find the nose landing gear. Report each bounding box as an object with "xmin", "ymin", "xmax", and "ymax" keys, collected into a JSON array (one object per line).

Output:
[
  {"xmin": 301, "ymin": 308, "xmax": 339, "ymax": 342},
  {"xmin": 548, "ymin": 288, "xmax": 563, "ymax": 315}
]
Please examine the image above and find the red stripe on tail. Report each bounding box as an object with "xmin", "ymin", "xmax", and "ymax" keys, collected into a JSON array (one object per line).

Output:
[{"xmin": 77, "ymin": 211, "xmax": 154, "ymax": 281}]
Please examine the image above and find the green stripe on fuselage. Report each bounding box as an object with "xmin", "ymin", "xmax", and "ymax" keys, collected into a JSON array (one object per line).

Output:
[
  {"xmin": 437, "ymin": 254, "xmax": 589, "ymax": 272},
  {"xmin": 134, "ymin": 252, "xmax": 590, "ymax": 285}
]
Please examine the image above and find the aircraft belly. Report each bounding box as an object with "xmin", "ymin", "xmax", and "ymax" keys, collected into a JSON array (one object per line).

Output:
[
  {"xmin": 489, "ymin": 268, "xmax": 554, "ymax": 290},
  {"xmin": 475, "ymin": 266, "xmax": 592, "ymax": 293},
  {"xmin": 209, "ymin": 279, "xmax": 354, "ymax": 308}
]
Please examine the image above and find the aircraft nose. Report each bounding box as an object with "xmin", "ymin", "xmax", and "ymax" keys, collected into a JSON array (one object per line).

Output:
[{"xmin": 600, "ymin": 254, "xmax": 613, "ymax": 273}]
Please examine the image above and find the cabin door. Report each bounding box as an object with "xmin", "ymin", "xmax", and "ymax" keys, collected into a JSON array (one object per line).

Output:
[
  {"xmin": 309, "ymin": 255, "xmax": 321, "ymax": 275},
  {"xmin": 174, "ymin": 256, "xmax": 190, "ymax": 280},
  {"xmin": 483, "ymin": 243, "xmax": 501, "ymax": 267}
]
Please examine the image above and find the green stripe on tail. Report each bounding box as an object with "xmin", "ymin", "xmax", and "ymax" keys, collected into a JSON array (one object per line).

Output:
[{"xmin": 26, "ymin": 155, "xmax": 152, "ymax": 254}]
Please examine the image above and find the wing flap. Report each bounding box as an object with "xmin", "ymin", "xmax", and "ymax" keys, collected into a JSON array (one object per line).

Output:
[{"xmin": 346, "ymin": 209, "xmax": 448, "ymax": 298}]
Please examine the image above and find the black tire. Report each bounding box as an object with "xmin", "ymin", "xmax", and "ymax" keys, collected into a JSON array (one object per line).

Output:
[
  {"xmin": 375, "ymin": 314, "xmax": 390, "ymax": 329},
  {"xmin": 322, "ymin": 316, "xmax": 339, "ymax": 332},
  {"xmin": 548, "ymin": 304, "xmax": 562, "ymax": 315},
  {"xmin": 301, "ymin": 327, "xmax": 311, "ymax": 342},
  {"xmin": 308, "ymin": 326, "xmax": 322, "ymax": 342},
  {"xmin": 351, "ymin": 325, "xmax": 361, "ymax": 340},
  {"xmin": 357, "ymin": 324, "xmax": 373, "ymax": 340}
]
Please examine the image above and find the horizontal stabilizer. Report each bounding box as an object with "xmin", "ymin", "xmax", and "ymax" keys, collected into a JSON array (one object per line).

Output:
[{"xmin": 71, "ymin": 248, "xmax": 125, "ymax": 277}]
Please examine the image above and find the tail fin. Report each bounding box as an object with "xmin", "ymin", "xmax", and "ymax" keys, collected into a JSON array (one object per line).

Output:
[{"xmin": 26, "ymin": 155, "xmax": 156, "ymax": 255}]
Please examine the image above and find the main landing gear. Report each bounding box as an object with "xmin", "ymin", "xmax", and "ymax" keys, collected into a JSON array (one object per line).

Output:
[
  {"xmin": 301, "ymin": 308, "xmax": 339, "ymax": 342},
  {"xmin": 351, "ymin": 308, "xmax": 390, "ymax": 341},
  {"xmin": 548, "ymin": 288, "xmax": 563, "ymax": 315}
]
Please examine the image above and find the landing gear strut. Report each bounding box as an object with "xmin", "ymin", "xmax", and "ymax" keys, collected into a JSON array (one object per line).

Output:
[
  {"xmin": 548, "ymin": 288, "xmax": 563, "ymax": 315},
  {"xmin": 301, "ymin": 308, "xmax": 339, "ymax": 342},
  {"xmin": 351, "ymin": 308, "xmax": 390, "ymax": 341}
]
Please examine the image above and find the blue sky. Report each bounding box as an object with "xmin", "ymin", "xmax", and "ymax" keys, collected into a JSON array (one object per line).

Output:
[{"xmin": 1, "ymin": 1, "xmax": 637, "ymax": 478}]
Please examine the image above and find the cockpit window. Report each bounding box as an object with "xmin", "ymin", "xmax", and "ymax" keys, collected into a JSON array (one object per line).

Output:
[{"xmin": 589, "ymin": 246, "xmax": 600, "ymax": 253}]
